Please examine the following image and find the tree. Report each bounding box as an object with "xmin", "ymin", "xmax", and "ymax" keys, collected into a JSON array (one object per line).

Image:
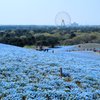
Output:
[{"xmin": 47, "ymin": 36, "xmax": 59, "ymax": 48}]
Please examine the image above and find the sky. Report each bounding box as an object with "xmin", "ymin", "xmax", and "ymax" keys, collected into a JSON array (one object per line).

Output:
[{"xmin": 0, "ymin": 0, "xmax": 100, "ymax": 25}]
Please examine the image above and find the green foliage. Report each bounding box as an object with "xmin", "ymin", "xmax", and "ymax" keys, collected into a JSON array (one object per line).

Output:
[
  {"xmin": 0, "ymin": 26, "xmax": 100, "ymax": 47},
  {"xmin": 34, "ymin": 34, "xmax": 59, "ymax": 47}
]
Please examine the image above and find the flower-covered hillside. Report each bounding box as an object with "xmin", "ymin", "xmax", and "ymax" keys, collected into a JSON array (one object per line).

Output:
[{"xmin": 0, "ymin": 44, "xmax": 100, "ymax": 100}]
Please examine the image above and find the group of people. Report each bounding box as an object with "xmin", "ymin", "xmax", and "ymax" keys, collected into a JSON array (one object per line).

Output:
[
  {"xmin": 43, "ymin": 49, "xmax": 49, "ymax": 52},
  {"xmin": 43, "ymin": 49, "xmax": 54, "ymax": 53}
]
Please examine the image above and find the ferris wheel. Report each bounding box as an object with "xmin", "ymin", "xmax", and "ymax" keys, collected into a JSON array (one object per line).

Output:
[{"xmin": 55, "ymin": 11, "xmax": 71, "ymax": 27}]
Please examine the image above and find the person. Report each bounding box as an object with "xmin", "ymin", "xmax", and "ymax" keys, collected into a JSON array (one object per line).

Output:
[
  {"xmin": 52, "ymin": 50, "xmax": 54, "ymax": 53},
  {"xmin": 93, "ymin": 48, "xmax": 96, "ymax": 52},
  {"xmin": 46, "ymin": 49, "xmax": 49, "ymax": 52}
]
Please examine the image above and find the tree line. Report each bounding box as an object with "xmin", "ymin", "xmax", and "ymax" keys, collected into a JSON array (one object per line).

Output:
[{"xmin": 0, "ymin": 26, "xmax": 100, "ymax": 48}]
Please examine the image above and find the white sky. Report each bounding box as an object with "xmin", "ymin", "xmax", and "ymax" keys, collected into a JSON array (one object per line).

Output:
[{"xmin": 0, "ymin": 0, "xmax": 100, "ymax": 25}]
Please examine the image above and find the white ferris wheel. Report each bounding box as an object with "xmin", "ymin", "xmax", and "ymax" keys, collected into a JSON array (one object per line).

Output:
[{"xmin": 55, "ymin": 11, "xmax": 71, "ymax": 28}]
